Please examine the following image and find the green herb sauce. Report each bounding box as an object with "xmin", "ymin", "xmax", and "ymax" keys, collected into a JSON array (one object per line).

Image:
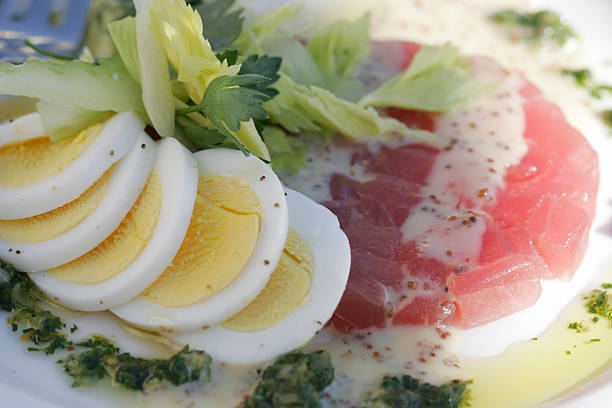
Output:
[
  {"xmin": 491, "ymin": 9, "xmax": 577, "ymax": 47},
  {"xmin": 362, "ymin": 375, "xmax": 472, "ymax": 408},
  {"xmin": 1, "ymin": 260, "xmax": 212, "ymax": 392}
]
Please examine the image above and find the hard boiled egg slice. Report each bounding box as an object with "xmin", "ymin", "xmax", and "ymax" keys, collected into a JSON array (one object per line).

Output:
[
  {"xmin": 29, "ymin": 138, "xmax": 198, "ymax": 311},
  {"xmin": 0, "ymin": 112, "xmax": 143, "ymax": 219},
  {"xmin": 112, "ymin": 148, "xmax": 289, "ymax": 332},
  {"xmin": 0, "ymin": 132, "xmax": 156, "ymax": 272},
  {"xmin": 170, "ymin": 188, "xmax": 351, "ymax": 364},
  {"xmin": 0, "ymin": 112, "xmax": 45, "ymax": 145}
]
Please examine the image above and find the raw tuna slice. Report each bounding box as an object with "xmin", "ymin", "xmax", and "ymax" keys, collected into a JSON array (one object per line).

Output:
[{"xmin": 327, "ymin": 41, "xmax": 598, "ymax": 332}]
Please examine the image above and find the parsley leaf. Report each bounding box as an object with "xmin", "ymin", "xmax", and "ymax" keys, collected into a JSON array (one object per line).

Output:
[
  {"xmin": 238, "ymin": 55, "xmax": 282, "ymax": 98},
  {"xmin": 176, "ymin": 74, "xmax": 273, "ymax": 153},
  {"xmin": 198, "ymin": 0, "xmax": 245, "ymax": 50},
  {"xmin": 215, "ymin": 49, "xmax": 239, "ymax": 65},
  {"xmin": 177, "ymin": 75, "xmax": 271, "ymax": 124},
  {"xmin": 182, "ymin": 125, "xmax": 228, "ymax": 150}
]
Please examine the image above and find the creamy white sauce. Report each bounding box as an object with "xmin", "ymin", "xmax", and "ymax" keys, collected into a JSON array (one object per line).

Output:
[
  {"xmin": 283, "ymin": 140, "xmax": 380, "ymax": 203},
  {"xmin": 401, "ymin": 59, "xmax": 527, "ymax": 263},
  {"xmin": 305, "ymin": 327, "xmax": 463, "ymax": 405}
]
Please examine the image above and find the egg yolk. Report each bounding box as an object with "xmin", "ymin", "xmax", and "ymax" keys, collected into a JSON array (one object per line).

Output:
[
  {"xmin": 0, "ymin": 166, "xmax": 114, "ymax": 243},
  {"xmin": 143, "ymin": 175, "xmax": 261, "ymax": 307},
  {"xmin": 0, "ymin": 122, "xmax": 103, "ymax": 188},
  {"xmin": 222, "ymin": 230, "xmax": 313, "ymax": 332},
  {"xmin": 49, "ymin": 172, "xmax": 162, "ymax": 284}
]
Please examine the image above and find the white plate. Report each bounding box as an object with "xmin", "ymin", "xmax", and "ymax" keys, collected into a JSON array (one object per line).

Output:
[{"xmin": 1, "ymin": 1, "xmax": 611, "ymax": 407}]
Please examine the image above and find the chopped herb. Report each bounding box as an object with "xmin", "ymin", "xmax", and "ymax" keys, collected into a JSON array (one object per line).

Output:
[
  {"xmin": 582, "ymin": 284, "xmax": 612, "ymax": 326},
  {"xmin": 531, "ymin": 337, "xmax": 539, "ymax": 341},
  {"xmin": 243, "ymin": 350, "xmax": 334, "ymax": 407},
  {"xmin": 491, "ymin": 9, "xmax": 577, "ymax": 47},
  {"xmin": 566, "ymin": 350, "xmax": 572, "ymax": 355},
  {"xmin": 591, "ymin": 85, "xmax": 612, "ymax": 99},
  {"xmin": 1, "ymin": 260, "xmax": 72, "ymax": 354},
  {"xmin": 10, "ymin": 306, "xmax": 72, "ymax": 354},
  {"xmin": 584, "ymin": 288, "xmax": 612, "ymax": 324},
  {"xmin": 568, "ymin": 321, "xmax": 589, "ymax": 333},
  {"xmin": 362, "ymin": 375, "xmax": 472, "ymax": 408},
  {"xmin": 562, "ymin": 69, "xmax": 593, "ymax": 88},
  {"xmin": 563, "ymin": 69, "xmax": 612, "ymax": 128},
  {"xmin": 562, "ymin": 69, "xmax": 612, "ymax": 100},
  {"xmin": 1, "ymin": 261, "xmax": 212, "ymax": 392},
  {"xmin": 61, "ymin": 336, "xmax": 211, "ymax": 390},
  {"xmin": 0, "ymin": 260, "xmax": 33, "ymax": 311},
  {"xmin": 589, "ymin": 338, "xmax": 601, "ymax": 343}
]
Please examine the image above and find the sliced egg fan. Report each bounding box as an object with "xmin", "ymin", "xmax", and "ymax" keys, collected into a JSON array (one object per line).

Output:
[
  {"xmin": 0, "ymin": 132, "xmax": 156, "ymax": 272},
  {"xmin": 0, "ymin": 112, "xmax": 144, "ymax": 219},
  {"xmin": 29, "ymin": 138, "xmax": 198, "ymax": 311},
  {"xmin": 171, "ymin": 188, "xmax": 351, "ymax": 364},
  {"xmin": 111, "ymin": 148, "xmax": 289, "ymax": 332}
]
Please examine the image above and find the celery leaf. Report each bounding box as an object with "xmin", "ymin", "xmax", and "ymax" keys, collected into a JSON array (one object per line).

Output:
[
  {"xmin": 264, "ymin": 74, "xmax": 433, "ymax": 143},
  {"xmin": 359, "ymin": 44, "xmax": 494, "ymax": 112},
  {"xmin": 306, "ymin": 12, "xmax": 372, "ymax": 77},
  {"xmin": 0, "ymin": 56, "xmax": 143, "ymax": 113},
  {"xmin": 238, "ymin": 55, "xmax": 282, "ymax": 98}
]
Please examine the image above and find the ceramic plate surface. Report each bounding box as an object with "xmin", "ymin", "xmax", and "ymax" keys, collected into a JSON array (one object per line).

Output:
[{"xmin": 1, "ymin": 1, "xmax": 611, "ymax": 407}]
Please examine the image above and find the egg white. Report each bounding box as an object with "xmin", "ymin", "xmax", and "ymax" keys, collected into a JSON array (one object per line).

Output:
[
  {"xmin": 112, "ymin": 148, "xmax": 289, "ymax": 332},
  {"xmin": 29, "ymin": 137, "xmax": 198, "ymax": 311},
  {"xmin": 170, "ymin": 188, "xmax": 351, "ymax": 365},
  {"xmin": 0, "ymin": 112, "xmax": 144, "ymax": 220},
  {"xmin": 0, "ymin": 133, "xmax": 156, "ymax": 272},
  {"xmin": 0, "ymin": 112, "xmax": 46, "ymax": 146}
]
